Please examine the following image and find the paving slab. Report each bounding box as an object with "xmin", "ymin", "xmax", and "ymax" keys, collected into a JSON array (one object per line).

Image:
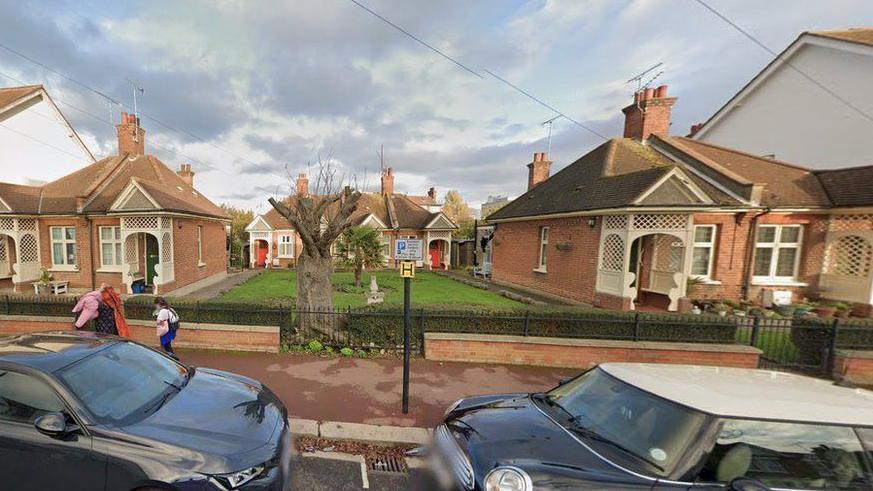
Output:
[
  {"xmin": 319, "ymin": 421, "xmax": 430, "ymax": 445},
  {"xmin": 290, "ymin": 418, "xmax": 320, "ymax": 438}
]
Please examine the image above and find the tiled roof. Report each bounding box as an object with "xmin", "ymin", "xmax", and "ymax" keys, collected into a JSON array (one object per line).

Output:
[
  {"xmin": 810, "ymin": 28, "xmax": 873, "ymax": 47},
  {"xmin": 660, "ymin": 137, "xmax": 832, "ymax": 207},
  {"xmin": 489, "ymin": 139, "xmax": 679, "ymax": 220},
  {"xmin": 0, "ymin": 153, "xmax": 227, "ymax": 219},
  {"xmin": 816, "ymin": 166, "xmax": 873, "ymax": 207},
  {"xmin": 0, "ymin": 85, "xmax": 41, "ymax": 110},
  {"xmin": 0, "ymin": 182, "xmax": 42, "ymax": 213}
]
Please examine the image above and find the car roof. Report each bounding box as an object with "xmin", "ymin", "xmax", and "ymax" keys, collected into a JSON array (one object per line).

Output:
[
  {"xmin": 599, "ymin": 363, "xmax": 873, "ymax": 427},
  {"xmin": 0, "ymin": 331, "xmax": 119, "ymax": 372}
]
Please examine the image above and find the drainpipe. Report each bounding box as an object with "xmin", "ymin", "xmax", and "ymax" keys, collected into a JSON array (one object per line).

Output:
[
  {"xmin": 741, "ymin": 208, "xmax": 770, "ymax": 300},
  {"xmin": 76, "ymin": 196, "xmax": 97, "ymax": 290}
]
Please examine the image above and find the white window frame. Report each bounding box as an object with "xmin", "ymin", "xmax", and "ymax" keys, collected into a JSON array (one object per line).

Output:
[
  {"xmin": 535, "ymin": 226, "xmax": 549, "ymax": 272},
  {"xmin": 197, "ymin": 225, "xmax": 205, "ymax": 266},
  {"xmin": 98, "ymin": 226, "xmax": 123, "ymax": 271},
  {"xmin": 691, "ymin": 225, "xmax": 717, "ymax": 279},
  {"xmin": 380, "ymin": 234, "xmax": 391, "ymax": 260},
  {"xmin": 50, "ymin": 226, "xmax": 77, "ymax": 270},
  {"xmin": 752, "ymin": 225, "xmax": 803, "ymax": 284},
  {"xmin": 278, "ymin": 234, "xmax": 295, "ymax": 258}
]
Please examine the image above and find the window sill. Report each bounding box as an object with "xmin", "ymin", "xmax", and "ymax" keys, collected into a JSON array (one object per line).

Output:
[
  {"xmin": 533, "ymin": 267, "xmax": 547, "ymax": 274},
  {"xmin": 692, "ymin": 276, "xmax": 721, "ymax": 285},
  {"xmin": 49, "ymin": 266, "xmax": 78, "ymax": 272},
  {"xmin": 198, "ymin": 262, "xmax": 206, "ymax": 268},
  {"xmin": 96, "ymin": 268, "xmax": 122, "ymax": 273},
  {"xmin": 751, "ymin": 279, "xmax": 808, "ymax": 287}
]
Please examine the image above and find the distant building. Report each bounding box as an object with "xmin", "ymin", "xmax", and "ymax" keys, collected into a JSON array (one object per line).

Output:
[
  {"xmin": 246, "ymin": 168, "xmax": 457, "ymax": 269},
  {"xmin": 692, "ymin": 28, "xmax": 873, "ymax": 169}
]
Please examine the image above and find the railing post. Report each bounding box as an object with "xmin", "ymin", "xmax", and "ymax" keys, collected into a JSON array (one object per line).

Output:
[
  {"xmin": 749, "ymin": 315, "xmax": 761, "ymax": 347},
  {"xmin": 419, "ymin": 308, "xmax": 425, "ymax": 355},
  {"xmin": 3, "ymin": 295, "xmax": 8, "ymax": 315},
  {"xmin": 347, "ymin": 306, "xmax": 352, "ymax": 347},
  {"xmin": 825, "ymin": 317, "xmax": 841, "ymax": 375},
  {"xmin": 633, "ymin": 312, "xmax": 641, "ymax": 342},
  {"xmin": 523, "ymin": 311, "xmax": 531, "ymax": 336}
]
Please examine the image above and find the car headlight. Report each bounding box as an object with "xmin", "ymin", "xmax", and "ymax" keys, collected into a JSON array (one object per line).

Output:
[
  {"xmin": 212, "ymin": 465, "xmax": 264, "ymax": 489},
  {"xmin": 485, "ymin": 466, "xmax": 532, "ymax": 491},
  {"xmin": 444, "ymin": 398, "xmax": 464, "ymax": 417}
]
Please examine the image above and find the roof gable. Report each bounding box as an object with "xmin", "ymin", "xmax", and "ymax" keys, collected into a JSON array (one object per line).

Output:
[
  {"xmin": 246, "ymin": 215, "xmax": 274, "ymax": 232},
  {"xmin": 425, "ymin": 213, "xmax": 456, "ymax": 229},
  {"xmin": 634, "ymin": 169, "xmax": 712, "ymax": 206},
  {"xmin": 110, "ymin": 180, "xmax": 159, "ymax": 211},
  {"xmin": 359, "ymin": 213, "xmax": 388, "ymax": 229}
]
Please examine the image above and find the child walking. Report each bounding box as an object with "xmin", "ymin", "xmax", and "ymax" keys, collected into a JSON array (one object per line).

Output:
[{"xmin": 154, "ymin": 297, "xmax": 179, "ymax": 359}]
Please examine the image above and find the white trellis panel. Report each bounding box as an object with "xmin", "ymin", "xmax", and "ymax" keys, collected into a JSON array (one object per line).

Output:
[
  {"xmin": 0, "ymin": 218, "xmax": 41, "ymax": 285},
  {"xmin": 829, "ymin": 214, "xmax": 873, "ymax": 232},
  {"xmin": 0, "ymin": 235, "xmax": 9, "ymax": 278},
  {"xmin": 599, "ymin": 234, "xmax": 625, "ymax": 272},
  {"xmin": 120, "ymin": 215, "xmax": 174, "ymax": 294},
  {"xmin": 631, "ymin": 213, "xmax": 689, "ymax": 231},
  {"xmin": 825, "ymin": 235, "xmax": 872, "ymax": 277},
  {"xmin": 603, "ymin": 215, "xmax": 628, "ymax": 231}
]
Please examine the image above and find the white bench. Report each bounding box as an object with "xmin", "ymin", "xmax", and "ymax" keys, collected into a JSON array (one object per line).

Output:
[
  {"xmin": 473, "ymin": 262, "xmax": 492, "ymax": 279},
  {"xmin": 33, "ymin": 280, "xmax": 69, "ymax": 295}
]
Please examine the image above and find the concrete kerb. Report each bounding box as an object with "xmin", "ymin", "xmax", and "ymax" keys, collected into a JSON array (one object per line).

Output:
[{"xmin": 290, "ymin": 418, "xmax": 431, "ymax": 446}]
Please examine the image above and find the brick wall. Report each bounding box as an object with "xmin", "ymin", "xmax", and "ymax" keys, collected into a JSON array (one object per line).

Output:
[
  {"xmin": 492, "ymin": 217, "xmax": 600, "ymax": 303},
  {"xmin": 0, "ymin": 315, "xmax": 278, "ymax": 352},
  {"xmin": 35, "ymin": 217, "xmax": 127, "ymax": 292},
  {"xmin": 171, "ymin": 218, "xmax": 227, "ymax": 291},
  {"xmin": 425, "ymin": 333, "xmax": 761, "ymax": 369},
  {"xmin": 833, "ymin": 350, "xmax": 873, "ymax": 385}
]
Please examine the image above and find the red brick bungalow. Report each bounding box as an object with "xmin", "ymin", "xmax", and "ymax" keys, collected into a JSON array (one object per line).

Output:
[
  {"xmin": 488, "ymin": 85, "xmax": 873, "ymax": 313},
  {"xmin": 0, "ymin": 105, "xmax": 229, "ymax": 295},
  {"xmin": 245, "ymin": 167, "xmax": 457, "ymax": 269}
]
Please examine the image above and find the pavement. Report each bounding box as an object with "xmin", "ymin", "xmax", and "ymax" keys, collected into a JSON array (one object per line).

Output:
[{"xmin": 178, "ymin": 349, "xmax": 576, "ymax": 428}]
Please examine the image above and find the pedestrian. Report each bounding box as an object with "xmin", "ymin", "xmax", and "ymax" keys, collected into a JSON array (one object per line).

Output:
[
  {"xmin": 101, "ymin": 284, "xmax": 130, "ymax": 338},
  {"xmin": 73, "ymin": 284, "xmax": 118, "ymax": 334},
  {"xmin": 154, "ymin": 297, "xmax": 180, "ymax": 359}
]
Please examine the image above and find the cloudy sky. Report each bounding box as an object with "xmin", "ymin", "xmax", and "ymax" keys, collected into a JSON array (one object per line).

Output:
[{"xmin": 1, "ymin": 0, "xmax": 872, "ymax": 213}]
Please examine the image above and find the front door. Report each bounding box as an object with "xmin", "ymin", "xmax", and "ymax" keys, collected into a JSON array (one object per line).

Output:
[
  {"xmin": 145, "ymin": 235, "xmax": 159, "ymax": 286},
  {"xmin": 429, "ymin": 242, "xmax": 440, "ymax": 268},
  {"xmin": 0, "ymin": 370, "xmax": 105, "ymax": 491},
  {"xmin": 256, "ymin": 240, "xmax": 268, "ymax": 267}
]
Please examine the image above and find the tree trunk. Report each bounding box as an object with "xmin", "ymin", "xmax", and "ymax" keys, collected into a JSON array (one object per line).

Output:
[
  {"xmin": 296, "ymin": 252, "xmax": 335, "ymax": 338},
  {"xmin": 354, "ymin": 261, "xmax": 363, "ymax": 288}
]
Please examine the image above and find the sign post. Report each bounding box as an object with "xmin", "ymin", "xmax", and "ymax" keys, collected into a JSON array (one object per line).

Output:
[{"xmin": 395, "ymin": 239, "xmax": 422, "ymax": 414}]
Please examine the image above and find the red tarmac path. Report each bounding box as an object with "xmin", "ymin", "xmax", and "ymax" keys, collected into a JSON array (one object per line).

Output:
[{"xmin": 178, "ymin": 349, "xmax": 577, "ymax": 428}]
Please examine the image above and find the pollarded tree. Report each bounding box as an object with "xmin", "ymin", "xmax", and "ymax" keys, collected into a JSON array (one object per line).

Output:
[
  {"xmin": 336, "ymin": 225, "xmax": 385, "ymax": 288},
  {"xmin": 268, "ymin": 157, "xmax": 361, "ymax": 313}
]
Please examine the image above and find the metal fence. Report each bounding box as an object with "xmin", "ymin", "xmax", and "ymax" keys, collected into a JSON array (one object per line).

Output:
[{"xmin": 2, "ymin": 295, "xmax": 872, "ymax": 376}]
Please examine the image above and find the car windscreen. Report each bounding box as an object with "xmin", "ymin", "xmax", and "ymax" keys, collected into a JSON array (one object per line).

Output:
[
  {"xmin": 546, "ymin": 368, "xmax": 706, "ymax": 476},
  {"xmin": 56, "ymin": 342, "xmax": 187, "ymax": 425},
  {"xmin": 697, "ymin": 419, "xmax": 871, "ymax": 490}
]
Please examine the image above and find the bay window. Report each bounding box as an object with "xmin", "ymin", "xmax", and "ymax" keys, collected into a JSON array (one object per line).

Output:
[
  {"xmin": 753, "ymin": 225, "xmax": 802, "ymax": 282},
  {"xmin": 691, "ymin": 225, "xmax": 716, "ymax": 278},
  {"xmin": 50, "ymin": 226, "xmax": 77, "ymax": 268},
  {"xmin": 99, "ymin": 226, "xmax": 122, "ymax": 270}
]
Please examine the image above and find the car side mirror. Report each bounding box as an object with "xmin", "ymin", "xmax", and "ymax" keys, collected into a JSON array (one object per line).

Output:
[
  {"xmin": 728, "ymin": 477, "xmax": 771, "ymax": 491},
  {"xmin": 34, "ymin": 412, "xmax": 68, "ymax": 437}
]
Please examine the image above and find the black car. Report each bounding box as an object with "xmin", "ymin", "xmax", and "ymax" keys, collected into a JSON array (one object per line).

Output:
[
  {"xmin": 431, "ymin": 363, "xmax": 873, "ymax": 491},
  {"xmin": 0, "ymin": 331, "xmax": 291, "ymax": 491}
]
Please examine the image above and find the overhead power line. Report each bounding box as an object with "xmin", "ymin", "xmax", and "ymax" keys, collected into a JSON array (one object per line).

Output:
[
  {"xmin": 484, "ymin": 69, "xmax": 609, "ymax": 141},
  {"xmin": 0, "ymin": 123, "xmax": 93, "ymax": 164},
  {"xmin": 347, "ymin": 0, "xmax": 483, "ymax": 79},
  {"xmin": 0, "ymin": 40, "xmax": 268, "ymax": 169},
  {"xmin": 693, "ymin": 0, "xmax": 873, "ymax": 125}
]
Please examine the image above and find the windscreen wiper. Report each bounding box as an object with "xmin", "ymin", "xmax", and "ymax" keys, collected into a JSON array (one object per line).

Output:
[
  {"xmin": 568, "ymin": 425, "xmax": 665, "ymax": 472},
  {"xmin": 144, "ymin": 381, "xmax": 182, "ymax": 414}
]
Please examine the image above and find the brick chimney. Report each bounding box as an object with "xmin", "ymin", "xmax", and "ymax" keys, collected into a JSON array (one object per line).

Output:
[
  {"xmin": 527, "ymin": 152, "xmax": 551, "ymax": 191},
  {"xmin": 177, "ymin": 164, "xmax": 195, "ymax": 186},
  {"xmin": 427, "ymin": 187, "xmax": 436, "ymax": 200},
  {"xmin": 687, "ymin": 122, "xmax": 704, "ymax": 137},
  {"xmin": 381, "ymin": 167, "xmax": 394, "ymax": 196},
  {"xmin": 296, "ymin": 173, "xmax": 309, "ymax": 196},
  {"xmin": 622, "ymin": 85, "xmax": 676, "ymax": 140},
  {"xmin": 116, "ymin": 112, "xmax": 145, "ymax": 155}
]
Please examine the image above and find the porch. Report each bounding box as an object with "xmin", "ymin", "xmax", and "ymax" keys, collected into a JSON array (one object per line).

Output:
[
  {"xmin": 426, "ymin": 230, "xmax": 451, "ymax": 270},
  {"xmin": 595, "ymin": 213, "xmax": 695, "ymax": 312},
  {"xmin": 819, "ymin": 213, "xmax": 873, "ymax": 307},
  {"xmin": 0, "ymin": 218, "xmax": 41, "ymax": 291},
  {"xmin": 120, "ymin": 216, "xmax": 175, "ymax": 295}
]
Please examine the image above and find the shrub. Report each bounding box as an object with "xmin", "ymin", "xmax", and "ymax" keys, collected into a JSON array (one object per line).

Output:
[
  {"xmin": 340, "ymin": 347, "xmax": 354, "ymax": 357},
  {"xmin": 306, "ymin": 340, "xmax": 323, "ymax": 352}
]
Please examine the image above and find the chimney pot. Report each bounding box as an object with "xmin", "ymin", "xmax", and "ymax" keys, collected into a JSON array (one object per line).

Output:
[
  {"xmin": 296, "ymin": 172, "xmax": 309, "ymax": 196},
  {"xmin": 622, "ymin": 84, "xmax": 677, "ymax": 140},
  {"xmin": 381, "ymin": 167, "xmax": 395, "ymax": 196},
  {"xmin": 177, "ymin": 163, "xmax": 195, "ymax": 186},
  {"xmin": 116, "ymin": 111, "xmax": 145, "ymax": 155},
  {"xmin": 427, "ymin": 186, "xmax": 436, "ymax": 200}
]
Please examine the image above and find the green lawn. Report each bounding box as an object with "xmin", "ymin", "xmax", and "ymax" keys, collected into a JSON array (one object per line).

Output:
[{"xmin": 218, "ymin": 270, "xmax": 522, "ymax": 309}]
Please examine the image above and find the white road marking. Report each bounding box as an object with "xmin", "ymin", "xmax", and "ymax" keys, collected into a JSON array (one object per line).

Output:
[{"xmin": 360, "ymin": 457, "xmax": 370, "ymax": 489}]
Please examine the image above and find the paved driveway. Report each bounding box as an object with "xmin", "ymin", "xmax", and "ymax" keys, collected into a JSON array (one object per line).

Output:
[{"xmin": 179, "ymin": 350, "xmax": 576, "ymax": 427}]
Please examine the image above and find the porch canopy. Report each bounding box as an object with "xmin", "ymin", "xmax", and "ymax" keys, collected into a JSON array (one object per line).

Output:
[{"xmin": 596, "ymin": 213, "xmax": 695, "ymax": 311}]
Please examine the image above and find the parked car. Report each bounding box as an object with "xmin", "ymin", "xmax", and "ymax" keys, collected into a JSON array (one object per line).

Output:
[
  {"xmin": 431, "ymin": 363, "xmax": 873, "ymax": 490},
  {"xmin": 0, "ymin": 331, "xmax": 291, "ymax": 490}
]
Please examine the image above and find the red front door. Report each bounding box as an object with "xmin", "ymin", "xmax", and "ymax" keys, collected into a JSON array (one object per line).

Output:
[
  {"xmin": 256, "ymin": 241, "xmax": 268, "ymax": 267},
  {"xmin": 429, "ymin": 242, "xmax": 440, "ymax": 268}
]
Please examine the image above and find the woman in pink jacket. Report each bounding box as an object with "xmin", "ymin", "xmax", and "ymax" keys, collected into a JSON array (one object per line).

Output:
[{"xmin": 72, "ymin": 290, "xmax": 103, "ymax": 329}]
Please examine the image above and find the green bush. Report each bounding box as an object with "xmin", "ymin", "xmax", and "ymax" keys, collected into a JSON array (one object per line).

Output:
[
  {"xmin": 340, "ymin": 347, "xmax": 354, "ymax": 357},
  {"xmin": 307, "ymin": 340, "xmax": 323, "ymax": 352}
]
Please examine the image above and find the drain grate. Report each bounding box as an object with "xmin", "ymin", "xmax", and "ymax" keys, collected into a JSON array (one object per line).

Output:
[{"xmin": 366, "ymin": 454, "xmax": 407, "ymax": 473}]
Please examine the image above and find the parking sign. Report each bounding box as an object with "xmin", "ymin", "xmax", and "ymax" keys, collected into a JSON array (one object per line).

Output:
[{"xmin": 395, "ymin": 239, "xmax": 423, "ymax": 261}]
